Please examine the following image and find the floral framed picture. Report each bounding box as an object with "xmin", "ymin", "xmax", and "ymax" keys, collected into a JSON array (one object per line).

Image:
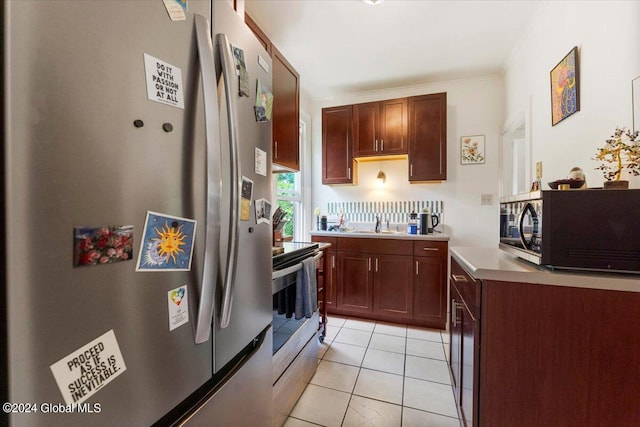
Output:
[
  {"xmin": 461, "ymin": 135, "xmax": 485, "ymax": 165},
  {"xmin": 550, "ymin": 46, "xmax": 580, "ymax": 126}
]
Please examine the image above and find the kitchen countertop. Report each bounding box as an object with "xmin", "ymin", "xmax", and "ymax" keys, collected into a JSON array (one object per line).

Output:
[
  {"xmin": 310, "ymin": 231, "xmax": 449, "ymax": 241},
  {"xmin": 450, "ymin": 246, "xmax": 640, "ymax": 293}
]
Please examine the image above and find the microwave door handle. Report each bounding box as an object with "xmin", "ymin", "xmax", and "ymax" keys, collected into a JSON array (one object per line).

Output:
[
  {"xmin": 518, "ymin": 203, "xmax": 528, "ymax": 250},
  {"xmin": 519, "ymin": 202, "xmax": 537, "ymax": 250},
  {"xmin": 194, "ymin": 14, "xmax": 221, "ymax": 344},
  {"xmin": 216, "ymin": 33, "xmax": 241, "ymax": 329}
]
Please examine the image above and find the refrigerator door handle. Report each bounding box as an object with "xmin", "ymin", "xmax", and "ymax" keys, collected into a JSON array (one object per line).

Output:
[
  {"xmin": 194, "ymin": 14, "xmax": 222, "ymax": 344},
  {"xmin": 216, "ymin": 33, "xmax": 241, "ymax": 329}
]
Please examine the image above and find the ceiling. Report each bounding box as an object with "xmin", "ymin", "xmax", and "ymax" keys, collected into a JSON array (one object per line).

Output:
[{"xmin": 244, "ymin": 0, "xmax": 542, "ymax": 101}]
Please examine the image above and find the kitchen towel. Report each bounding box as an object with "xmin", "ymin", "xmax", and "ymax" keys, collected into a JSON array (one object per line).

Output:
[
  {"xmin": 274, "ymin": 275, "xmax": 296, "ymax": 318},
  {"xmin": 295, "ymin": 256, "xmax": 317, "ymax": 320}
]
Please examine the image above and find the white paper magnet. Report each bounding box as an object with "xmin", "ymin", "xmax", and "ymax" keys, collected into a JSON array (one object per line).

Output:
[
  {"xmin": 163, "ymin": 0, "xmax": 186, "ymax": 21},
  {"xmin": 49, "ymin": 330, "xmax": 127, "ymax": 405},
  {"xmin": 168, "ymin": 285, "xmax": 189, "ymax": 331},
  {"xmin": 144, "ymin": 53, "xmax": 185, "ymax": 109},
  {"xmin": 255, "ymin": 147, "xmax": 267, "ymax": 176}
]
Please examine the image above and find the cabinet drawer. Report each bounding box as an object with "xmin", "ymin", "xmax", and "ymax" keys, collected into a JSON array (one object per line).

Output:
[
  {"xmin": 311, "ymin": 236, "xmax": 338, "ymax": 246},
  {"xmin": 413, "ymin": 240, "xmax": 447, "ymax": 257},
  {"xmin": 338, "ymin": 237, "xmax": 413, "ymax": 255},
  {"xmin": 450, "ymin": 257, "xmax": 479, "ymax": 319}
]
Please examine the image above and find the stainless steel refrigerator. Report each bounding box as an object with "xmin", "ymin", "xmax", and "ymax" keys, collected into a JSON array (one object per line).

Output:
[{"xmin": 2, "ymin": 1, "xmax": 273, "ymax": 425}]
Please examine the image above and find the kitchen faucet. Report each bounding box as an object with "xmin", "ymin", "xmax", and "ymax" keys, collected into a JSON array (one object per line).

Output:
[{"xmin": 375, "ymin": 215, "xmax": 381, "ymax": 233}]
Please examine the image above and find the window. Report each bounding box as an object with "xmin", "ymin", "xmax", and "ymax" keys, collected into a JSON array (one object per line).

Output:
[
  {"xmin": 274, "ymin": 172, "xmax": 301, "ymax": 238},
  {"xmin": 273, "ymin": 116, "xmax": 310, "ymax": 241}
]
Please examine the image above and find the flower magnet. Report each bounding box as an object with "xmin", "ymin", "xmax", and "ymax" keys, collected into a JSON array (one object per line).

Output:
[{"xmin": 73, "ymin": 225, "xmax": 134, "ymax": 267}]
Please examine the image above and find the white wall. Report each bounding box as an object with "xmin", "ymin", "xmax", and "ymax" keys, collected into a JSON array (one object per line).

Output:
[
  {"xmin": 504, "ymin": 1, "xmax": 640, "ymax": 188},
  {"xmin": 308, "ymin": 77, "xmax": 503, "ymax": 248}
]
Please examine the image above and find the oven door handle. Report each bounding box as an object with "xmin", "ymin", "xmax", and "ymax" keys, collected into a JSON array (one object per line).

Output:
[
  {"xmin": 272, "ymin": 263, "xmax": 303, "ymax": 281},
  {"xmin": 272, "ymin": 251, "xmax": 323, "ymax": 280}
]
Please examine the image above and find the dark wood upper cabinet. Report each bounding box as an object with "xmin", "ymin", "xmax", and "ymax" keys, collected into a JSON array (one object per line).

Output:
[
  {"xmin": 244, "ymin": 12, "xmax": 272, "ymax": 55},
  {"xmin": 353, "ymin": 102, "xmax": 379, "ymax": 157},
  {"xmin": 408, "ymin": 92, "xmax": 447, "ymax": 181},
  {"xmin": 379, "ymin": 98, "xmax": 408, "ymax": 155},
  {"xmin": 322, "ymin": 105, "xmax": 354, "ymax": 184},
  {"xmin": 245, "ymin": 13, "xmax": 300, "ymax": 172},
  {"xmin": 353, "ymin": 98, "xmax": 407, "ymax": 157},
  {"xmin": 271, "ymin": 45, "xmax": 300, "ymax": 172}
]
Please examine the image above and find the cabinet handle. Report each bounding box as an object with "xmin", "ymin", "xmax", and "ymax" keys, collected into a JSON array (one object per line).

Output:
[
  {"xmin": 375, "ymin": 139, "xmax": 378, "ymax": 151},
  {"xmin": 423, "ymin": 247, "xmax": 439, "ymax": 252},
  {"xmin": 452, "ymin": 300, "xmax": 463, "ymax": 327},
  {"xmin": 452, "ymin": 274, "xmax": 468, "ymax": 283},
  {"xmin": 375, "ymin": 257, "xmax": 379, "ymax": 272},
  {"xmin": 415, "ymin": 260, "xmax": 419, "ymax": 275},
  {"xmin": 332, "ymin": 255, "xmax": 335, "ymax": 269},
  {"xmin": 381, "ymin": 138, "xmax": 384, "ymax": 151},
  {"xmin": 348, "ymin": 167, "xmax": 351, "ymax": 179},
  {"xmin": 274, "ymin": 140, "xmax": 278, "ymax": 158},
  {"xmin": 368, "ymin": 257, "xmax": 372, "ymax": 272},
  {"xmin": 410, "ymin": 164, "xmax": 413, "ymax": 177},
  {"xmin": 451, "ymin": 299, "xmax": 456, "ymax": 326}
]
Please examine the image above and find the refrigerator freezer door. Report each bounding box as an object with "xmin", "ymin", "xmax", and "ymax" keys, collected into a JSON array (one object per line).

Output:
[
  {"xmin": 181, "ymin": 328, "xmax": 273, "ymax": 426},
  {"xmin": 4, "ymin": 1, "xmax": 213, "ymax": 425},
  {"xmin": 213, "ymin": 1, "xmax": 273, "ymax": 373}
]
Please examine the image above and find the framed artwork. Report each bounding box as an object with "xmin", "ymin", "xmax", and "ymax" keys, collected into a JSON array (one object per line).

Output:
[
  {"xmin": 550, "ymin": 46, "xmax": 580, "ymax": 126},
  {"xmin": 461, "ymin": 135, "xmax": 485, "ymax": 164},
  {"xmin": 632, "ymin": 75, "xmax": 640, "ymax": 133}
]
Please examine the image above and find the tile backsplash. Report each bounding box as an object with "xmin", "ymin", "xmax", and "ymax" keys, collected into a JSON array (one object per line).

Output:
[{"xmin": 326, "ymin": 200, "xmax": 443, "ymax": 224}]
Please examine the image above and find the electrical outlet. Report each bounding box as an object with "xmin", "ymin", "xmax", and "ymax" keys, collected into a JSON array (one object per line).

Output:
[
  {"xmin": 536, "ymin": 161, "xmax": 543, "ymax": 179},
  {"xmin": 481, "ymin": 194, "xmax": 493, "ymax": 205}
]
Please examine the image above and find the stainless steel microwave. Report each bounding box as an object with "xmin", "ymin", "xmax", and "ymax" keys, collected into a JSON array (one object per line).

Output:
[{"xmin": 499, "ymin": 189, "xmax": 640, "ymax": 273}]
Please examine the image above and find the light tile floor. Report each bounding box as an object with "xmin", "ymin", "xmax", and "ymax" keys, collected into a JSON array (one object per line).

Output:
[{"xmin": 284, "ymin": 315, "xmax": 460, "ymax": 427}]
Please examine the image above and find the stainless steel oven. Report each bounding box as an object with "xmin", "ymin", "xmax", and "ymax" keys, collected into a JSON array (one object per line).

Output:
[
  {"xmin": 271, "ymin": 242, "xmax": 321, "ymax": 426},
  {"xmin": 500, "ymin": 189, "xmax": 640, "ymax": 273}
]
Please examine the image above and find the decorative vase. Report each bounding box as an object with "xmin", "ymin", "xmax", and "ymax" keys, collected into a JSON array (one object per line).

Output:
[{"xmin": 603, "ymin": 180, "xmax": 629, "ymax": 189}]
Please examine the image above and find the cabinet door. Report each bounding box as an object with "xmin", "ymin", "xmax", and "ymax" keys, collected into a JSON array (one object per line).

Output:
[
  {"xmin": 272, "ymin": 46, "xmax": 300, "ymax": 172},
  {"xmin": 461, "ymin": 303, "xmax": 478, "ymax": 427},
  {"xmin": 450, "ymin": 292, "xmax": 463, "ymax": 407},
  {"xmin": 408, "ymin": 93, "xmax": 447, "ymax": 181},
  {"xmin": 379, "ymin": 98, "xmax": 408, "ymax": 154},
  {"xmin": 414, "ymin": 256, "xmax": 447, "ymax": 328},
  {"xmin": 337, "ymin": 252, "xmax": 373, "ymax": 313},
  {"xmin": 353, "ymin": 102, "xmax": 379, "ymax": 157},
  {"xmin": 322, "ymin": 105, "xmax": 354, "ymax": 184},
  {"xmin": 373, "ymin": 254, "xmax": 413, "ymax": 318}
]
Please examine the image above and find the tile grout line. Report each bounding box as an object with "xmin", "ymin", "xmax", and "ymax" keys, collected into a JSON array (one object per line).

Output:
[{"xmin": 304, "ymin": 317, "xmax": 461, "ymax": 426}]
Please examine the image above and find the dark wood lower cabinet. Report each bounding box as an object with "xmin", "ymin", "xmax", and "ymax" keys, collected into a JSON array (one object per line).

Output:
[
  {"xmin": 450, "ymin": 255, "xmax": 640, "ymax": 427},
  {"xmin": 373, "ymin": 254, "xmax": 413, "ymax": 318},
  {"xmin": 337, "ymin": 252, "xmax": 373, "ymax": 313},
  {"xmin": 449, "ymin": 258, "xmax": 479, "ymax": 427},
  {"xmin": 324, "ymin": 250, "xmax": 336, "ymax": 308},
  {"xmin": 312, "ymin": 236, "xmax": 447, "ymax": 328},
  {"xmin": 414, "ymin": 256, "xmax": 447, "ymax": 328}
]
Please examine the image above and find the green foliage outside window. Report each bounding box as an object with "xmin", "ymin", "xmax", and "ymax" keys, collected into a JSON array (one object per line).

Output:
[{"xmin": 276, "ymin": 173, "xmax": 296, "ymax": 237}]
